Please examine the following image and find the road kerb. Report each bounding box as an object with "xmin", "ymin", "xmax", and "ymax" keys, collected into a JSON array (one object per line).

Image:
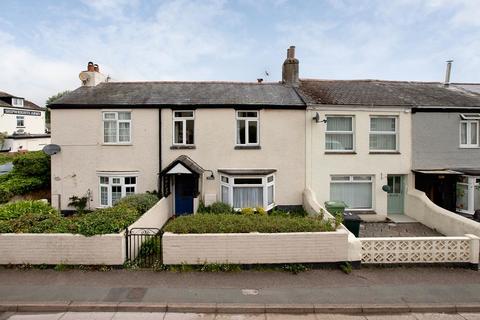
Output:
[
  {"xmin": 68, "ymin": 301, "xmax": 119, "ymax": 312},
  {"xmin": 167, "ymin": 303, "xmax": 216, "ymax": 313}
]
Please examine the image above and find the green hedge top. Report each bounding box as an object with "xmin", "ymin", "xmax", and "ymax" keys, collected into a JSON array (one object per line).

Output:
[
  {"xmin": 0, "ymin": 193, "xmax": 159, "ymax": 236},
  {"xmin": 163, "ymin": 214, "xmax": 337, "ymax": 234}
]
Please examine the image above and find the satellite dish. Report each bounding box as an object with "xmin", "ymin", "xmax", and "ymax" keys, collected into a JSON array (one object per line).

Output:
[
  {"xmin": 43, "ymin": 144, "xmax": 61, "ymax": 155},
  {"xmin": 79, "ymin": 72, "xmax": 89, "ymax": 82},
  {"xmin": 382, "ymin": 185, "xmax": 391, "ymax": 192}
]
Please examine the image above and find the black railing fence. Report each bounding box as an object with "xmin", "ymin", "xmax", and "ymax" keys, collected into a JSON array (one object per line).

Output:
[{"xmin": 125, "ymin": 227, "xmax": 162, "ymax": 268}]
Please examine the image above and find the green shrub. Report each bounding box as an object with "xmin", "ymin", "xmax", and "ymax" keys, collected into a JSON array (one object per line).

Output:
[
  {"xmin": 12, "ymin": 151, "xmax": 50, "ymax": 183},
  {"xmin": 115, "ymin": 193, "xmax": 159, "ymax": 214},
  {"xmin": 164, "ymin": 214, "xmax": 336, "ymax": 234},
  {"xmin": 255, "ymin": 207, "xmax": 267, "ymax": 215},
  {"xmin": 209, "ymin": 202, "xmax": 233, "ymax": 214},
  {"xmin": 197, "ymin": 200, "xmax": 210, "ymax": 213},
  {"xmin": 240, "ymin": 207, "xmax": 255, "ymax": 215},
  {"xmin": 0, "ymin": 200, "xmax": 57, "ymax": 221},
  {"xmin": 74, "ymin": 204, "xmax": 140, "ymax": 236},
  {"xmin": 68, "ymin": 196, "xmax": 89, "ymax": 213}
]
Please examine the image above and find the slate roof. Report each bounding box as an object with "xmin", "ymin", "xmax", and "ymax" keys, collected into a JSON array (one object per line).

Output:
[
  {"xmin": 299, "ymin": 79, "xmax": 480, "ymax": 108},
  {"xmin": 49, "ymin": 81, "xmax": 306, "ymax": 109},
  {"xmin": 0, "ymin": 90, "xmax": 44, "ymax": 110},
  {"xmin": 452, "ymin": 83, "xmax": 480, "ymax": 95}
]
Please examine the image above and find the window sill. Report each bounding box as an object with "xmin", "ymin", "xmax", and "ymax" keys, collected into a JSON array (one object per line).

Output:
[
  {"xmin": 234, "ymin": 145, "xmax": 261, "ymax": 150},
  {"xmin": 459, "ymin": 146, "xmax": 480, "ymax": 149},
  {"xmin": 102, "ymin": 143, "xmax": 133, "ymax": 146},
  {"xmin": 170, "ymin": 145, "xmax": 196, "ymax": 150},
  {"xmin": 369, "ymin": 151, "xmax": 400, "ymax": 154},
  {"xmin": 324, "ymin": 151, "xmax": 356, "ymax": 155}
]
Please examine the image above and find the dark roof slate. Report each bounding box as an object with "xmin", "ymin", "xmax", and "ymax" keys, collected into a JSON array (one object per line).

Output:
[
  {"xmin": 299, "ymin": 79, "xmax": 480, "ymax": 108},
  {"xmin": 0, "ymin": 90, "xmax": 44, "ymax": 110},
  {"xmin": 50, "ymin": 81, "xmax": 305, "ymax": 108}
]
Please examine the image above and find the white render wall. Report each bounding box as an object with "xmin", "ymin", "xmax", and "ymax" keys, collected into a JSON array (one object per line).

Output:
[
  {"xmin": 0, "ymin": 233, "xmax": 125, "ymax": 265},
  {"xmin": 306, "ymin": 107, "xmax": 412, "ymax": 219},
  {"xmin": 405, "ymin": 176, "xmax": 480, "ymax": 237},
  {"xmin": 162, "ymin": 229, "xmax": 349, "ymax": 265},
  {"xmin": 3, "ymin": 137, "xmax": 50, "ymax": 152},
  {"xmin": 0, "ymin": 107, "xmax": 46, "ymax": 135},
  {"xmin": 162, "ymin": 108, "xmax": 305, "ymax": 207},
  {"xmin": 51, "ymin": 108, "xmax": 159, "ymax": 210}
]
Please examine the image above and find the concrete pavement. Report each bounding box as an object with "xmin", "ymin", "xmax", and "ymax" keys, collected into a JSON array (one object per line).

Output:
[
  {"xmin": 0, "ymin": 267, "xmax": 479, "ymax": 315},
  {"xmin": 2, "ymin": 312, "xmax": 480, "ymax": 319}
]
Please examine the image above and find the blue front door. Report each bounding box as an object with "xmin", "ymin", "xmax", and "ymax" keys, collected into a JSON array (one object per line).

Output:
[{"xmin": 175, "ymin": 175, "xmax": 194, "ymax": 215}]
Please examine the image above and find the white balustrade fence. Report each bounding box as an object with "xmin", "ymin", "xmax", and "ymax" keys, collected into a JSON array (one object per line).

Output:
[{"xmin": 361, "ymin": 235, "xmax": 479, "ymax": 265}]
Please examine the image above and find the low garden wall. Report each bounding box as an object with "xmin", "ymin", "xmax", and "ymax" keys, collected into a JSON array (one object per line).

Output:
[
  {"xmin": 162, "ymin": 229, "xmax": 349, "ymax": 265},
  {"xmin": 0, "ymin": 196, "xmax": 172, "ymax": 265},
  {"xmin": 361, "ymin": 235, "xmax": 479, "ymax": 265},
  {"xmin": 0, "ymin": 233, "xmax": 125, "ymax": 265},
  {"xmin": 405, "ymin": 187, "xmax": 480, "ymax": 237},
  {"xmin": 303, "ymin": 188, "xmax": 362, "ymax": 262}
]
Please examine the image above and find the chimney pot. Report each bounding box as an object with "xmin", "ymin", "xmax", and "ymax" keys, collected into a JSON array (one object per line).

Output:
[
  {"xmin": 257, "ymin": 78, "xmax": 263, "ymax": 83},
  {"xmin": 94, "ymin": 64, "xmax": 99, "ymax": 72},
  {"xmin": 282, "ymin": 45, "xmax": 299, "ymax": 87},
  {"xmin": 444, "ymin": 60, "xmax": 453, "ymax": 85},
  {"xmin": 87, "ymin": 62, "xmax": 95, "ymax": 72}
]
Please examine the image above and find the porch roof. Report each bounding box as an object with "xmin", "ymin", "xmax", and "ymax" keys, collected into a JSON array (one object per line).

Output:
[{"xmin": 160, "ymin": 155, "xmax": 204, "ymax": 176}]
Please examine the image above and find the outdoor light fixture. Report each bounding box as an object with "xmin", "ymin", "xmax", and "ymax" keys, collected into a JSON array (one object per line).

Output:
[
  {"xmin": 205, "ymin": 170, "xmax": 215, "ymax": 180},
  {"xmin": 313, "ymin": 112, "xmax": 327, "ymax": 123}
]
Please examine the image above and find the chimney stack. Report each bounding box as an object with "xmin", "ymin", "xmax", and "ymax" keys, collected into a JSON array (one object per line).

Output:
[
  {"xmin": 282, "ymin": 45, "xmax": 299, "ymax": 87},
  {"xmin": 79, "ymin": 61, "xmax": 106, "ymax": 86},
  {"xmin": 444, "ymin": 60, "xmax": 453, "ymax": 86}
]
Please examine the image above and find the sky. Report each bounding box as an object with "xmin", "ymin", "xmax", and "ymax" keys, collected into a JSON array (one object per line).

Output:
[{"xmin": 0, "ymin": 0, "xmax": 479, "ymax": 106}]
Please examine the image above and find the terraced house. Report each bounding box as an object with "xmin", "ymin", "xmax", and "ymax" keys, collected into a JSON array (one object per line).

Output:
[
  {"xmin": 48, "ymin": 59, "xmax": 306, "ymax": 213},
  {"xmin": 48, "ymin": 49, "xmax": 480, "ymax": 228}
]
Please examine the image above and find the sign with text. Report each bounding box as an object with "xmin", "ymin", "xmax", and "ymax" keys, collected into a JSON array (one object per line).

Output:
[{"xmin": 3, "ymin": 108, "xmax": 41, "ymax": 116}]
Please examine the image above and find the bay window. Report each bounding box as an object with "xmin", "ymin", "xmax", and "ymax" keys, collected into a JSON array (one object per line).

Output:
[
  {"xmin": 103, "ymin": 111, "xmax": 131, "ymax": 144},
  {"xmin": 220, "ymin": 174, "xmax": 275, "ymax": 210},
  {"xmin": 330, "ymin": 175, "xmax": 373, "ymax": 210},
  {"xmin": 99, "ymin": 175, "xmax": 137, "ymax": 207},
  {"xmin": 325, "ymin": 116, "xmax": 354, "ymax": 151},
  {"xmin": 236, "ymin": 111, "xmax": 259, "ymax": 145},
  {"xmin": 369, "ymin": 116, "xmax": 398, "ymax": 151},
  {"xmin": 173, "ymin": 111, "xmax": 194, "ymax": 145}
]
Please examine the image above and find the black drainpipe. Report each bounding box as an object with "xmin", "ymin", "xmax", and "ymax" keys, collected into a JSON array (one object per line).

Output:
[{"xmin": 158, "ymin": 107, "xmax": 163, "ymax": 198}]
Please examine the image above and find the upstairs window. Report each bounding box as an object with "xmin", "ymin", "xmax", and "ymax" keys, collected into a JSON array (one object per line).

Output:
[
  {"xmin": 369, "ymin": 116, "xmax": 398, "ymax": 151},
  {"xmin": 16, "ymin": 116, "xmax": 25, "ymax": 127},
  {"xmin": 12, "ymin": 98, "xmax": 24, "ymax": 107},
  {"xmin": 173, "ymin": 111, "xmax": 194, "ymax": 145},
  {"xmin": 325, "ymin": 116, "xmax": 354, "ymax": 151},
  {"xmin": 236, "ymin": 111, "xmax": 259, "ymax": 145},
  {"xmin": 99, "ymin": 176, "xmax": 136, "ymax": 207},
  {"xmin": 103, "ymin": 111, "xmax": 131, "ymax": 144},
  {"xmin": 460, "ymin": 120, "xmax": 479, "ymax": 148}
]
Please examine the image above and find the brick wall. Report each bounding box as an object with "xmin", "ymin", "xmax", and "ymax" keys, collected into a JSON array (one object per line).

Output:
[
  {"xmin": 0, "ymin": 233, "xmax": 125, "ymax": 265},
  {"xmin": 162, "ymin": 229, "xmax": 349, "ymax": 265}
]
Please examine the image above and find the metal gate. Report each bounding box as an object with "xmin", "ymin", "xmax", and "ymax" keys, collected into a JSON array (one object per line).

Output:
[{"xmin": 125, "ymin": 228, "xmax": 162, "ymax": 268}]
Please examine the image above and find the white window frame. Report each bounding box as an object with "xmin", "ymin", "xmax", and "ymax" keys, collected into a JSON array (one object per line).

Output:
[
  {"xmin": 220, "ymin": 173, "xmax": 275, "ymax": 210},
  {"xmin": 459, "ymin": 120, "xmax": 479, "ymax": 148},
  {"xmin": 102, "ymin": 111, "xmax": 131, "ymax": 144},
  {"xmin": 330, "ymin": 175, "xmax": 374, "ymax": 211},
  {"xmin": 325, "ymin": 115, "xmax": 355, "ymax": 152},
  {"xmin": 16, "ymin": 116, "xmax": 25, "ymax": 127},
  {"xmin": 236, "ymin": 111, "xmax": 259, "ymax": 146},
  {"xmin": 98, "ymin": 174, "xmax": 137, "ymax": 207},
  {"xmin": 369, "ymin": 116, "xmax": 399, "ymax": 152},
  {"xmin": 456, "ymin": 175, "xmax": 480, "ymax": 215},
  {"xmin": 172, "ymin": 110, "xmax": 195, "ymax": 145},
  {"xmin": 12, "ymin": 98, "xmax": 24, "ymax": 107}
]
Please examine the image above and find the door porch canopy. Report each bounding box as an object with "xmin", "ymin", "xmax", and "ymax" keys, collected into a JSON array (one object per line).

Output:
[{"xmin": 160, "ymin": 155, "xmax": 205, "ymax": 197}]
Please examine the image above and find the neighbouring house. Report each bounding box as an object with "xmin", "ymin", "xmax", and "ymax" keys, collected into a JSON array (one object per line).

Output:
[
  {"xmin": 48, "ymin": 61, "xmax": 306, "ymax": 212},
  {"xmin": 296, "ymin": 76, "xmax": 480, "ymax": 221},
  {"xmin": 412, "ymin": 81, "xmax": 480, "ymax": 216},
  {"xmin": 0, "ymin": 90, "xmax": 50, "ymax": 152},
  {"xmin": 298, "ymin": 80, "xmax": 413, "ymax": 221}
]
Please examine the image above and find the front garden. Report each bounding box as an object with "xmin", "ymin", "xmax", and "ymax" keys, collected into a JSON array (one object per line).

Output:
[
  {"xmin": 164, "ymin": 202, "xmax": 342, "ymax": 234},
  {"xmin": 0, "ymin": 151, "xmax": 51, "ymax": 203},
  {"xmin": 0, "ymin": 193, "xmax": 158, "ymax": 236}
]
